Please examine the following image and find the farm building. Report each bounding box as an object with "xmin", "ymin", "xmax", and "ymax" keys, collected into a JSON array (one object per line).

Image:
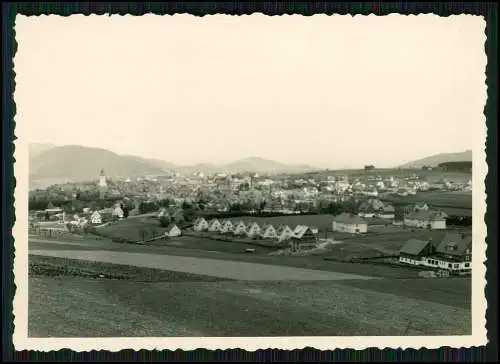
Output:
[
  {"xmin": 399, "ymin": 239, "xmax": 435, "ymax": 266},
  {"xmin": 332, "ymin": 213, "xmax": 368, "ymax": 234},
  {"xmin": 246, "ymin": 222, "xmax": 262, "ymax": 238},
  {"xmin": 276, "ymin": 224, "xmax": 295, "ymax": 242},
  {"xmin": 293, "ymin": 225, "xmax": 317, "ymax": 242},
  {"xmin": 431, "ymin": 232, "xmax": 472, "ymax": 273},
  {"xmin": 290, "ymin": 226, "xmax": 318, "ymax": 252},
  {"xmin": 90, "ymin": 211, "xmax": 102, "ymax": 225},
  {"xmin": 260, "ymin": 224, "xmax": 278, "ymax": 240},
  {"xmin": 404, "ymin": 210, "xmax": 448, "ymax": 230},
  {"xmin": 233, "ymin": 220, "xmax": 247, "ymax": 236},
  {"xmin": 193, "ymin": 217, "xmax": 209, "ymax": 232},
  {"xmin": 220, "ymin": 219, "xmax": 234, "ymax": 234},
  {"xmin": 165, "ymin": 224, "xmax": 182, "ymax": 237},
  {"xmin": 399, "ymin": 233, "xmax": 472, "ymax": 275}
]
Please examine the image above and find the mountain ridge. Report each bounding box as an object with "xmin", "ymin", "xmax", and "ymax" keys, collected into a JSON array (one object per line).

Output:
[
  {"xmin": 28, "ymin": 144, "xmax": 320, "ymax": 187},
  {"xmin": 398, "ymin": 150, "xmax": 472, "ymax": 169},
  {"xmin": 28, "ymin": 143, "xmax": 473, "ymax": 189}
]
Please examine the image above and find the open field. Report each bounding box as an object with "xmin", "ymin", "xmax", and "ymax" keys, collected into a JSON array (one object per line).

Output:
[
  {"xmin": 29, "ymin": 274, "xmax": 471, "ymax": 337},
  {"xmin": 95, "ymin": 215, "xmax": 167, "ymax": 242},
  {"xmin": 29, "ymin": 255, "xmax": 228, "ymax": 282},
  {"xmin": 148, "ymin": 235, "xmax": 281, "ymax": 254},
  {"xmin": 28, "ymin": 237, "xmax": 472, "ymax": 337},
  {"xmin": 380, "ymin": 190, "xmax": 472, "ymax": 210}
]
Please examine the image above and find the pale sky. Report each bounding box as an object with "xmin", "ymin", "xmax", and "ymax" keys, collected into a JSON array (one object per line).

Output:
[{"xmin": 15, "ymin": 14, "xmax": 486, "ymax": 168}]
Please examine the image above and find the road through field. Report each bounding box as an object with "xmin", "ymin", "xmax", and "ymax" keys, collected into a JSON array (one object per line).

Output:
[
  {"xmin": 29, "ymin": 248, "xmax": 376, "ymax": 281},
  {"xmin": 28, "ymin": 237, "xmax": 471, "ymax": 337}
]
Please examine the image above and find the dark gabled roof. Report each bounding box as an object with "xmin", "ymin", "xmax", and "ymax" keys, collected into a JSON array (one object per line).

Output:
[
  {"xmin": 436, "ymin": 232, "xmax": 472, "ymax": 256},
  {"xmin": 400, "ymin": 239, "xmax": 431, "ymax": 256},
  {"xmin": 333, "ymin": 213, "xmax": 367, "ymax": 225}
]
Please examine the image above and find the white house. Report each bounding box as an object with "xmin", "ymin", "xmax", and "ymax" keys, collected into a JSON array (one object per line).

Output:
[
  {"xmin": 165, "ymin": 224, "xmax": 182, "ymax": 237},
  {"xmin": 112, "ymin": 206, "xmax": 124, "ymax": 219},
  {"xmin": 246, "ymin": 222, "xmax": 261, "ymax": 238},
  {"xmin": 276, "ymin": 225, "xmax": 295, "ymax": 242},
  {"xmin": 208, "ymin": 219, "xmax": 222, "ymax": 232},
  {"xmin": 90, "ymin": 211, "xmax": 102, "ymax": 225},
  {"xmin": 404, "ymin": 210, "xmax": 448, "ymax": 230},
  {"xmin": 193, "ymin": 217, "xmax": 209, "ymax": 232},
  {"xmin": 332, "ymin": 213, "xmax": 368, "ymax": 234},
  {"xmin": 220, "ymin": 219, "xmax": 234, "ymax": 234},
  {"xmin": 260, "ymin": 224, "xmax": 278, "ymax": 240},
  {"xmin": 233, "ymin": 220, "xmax": 247, "ymax": 236}
]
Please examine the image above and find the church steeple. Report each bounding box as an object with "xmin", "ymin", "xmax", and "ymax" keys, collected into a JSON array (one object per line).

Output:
[{"xmin": 98, "ymin": 168, "xmax": 107, "ymax": 195}]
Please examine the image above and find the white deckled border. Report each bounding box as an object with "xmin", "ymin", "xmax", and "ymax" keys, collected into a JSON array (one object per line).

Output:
[{"xmin": 12, "ymin": 13, "xmax": 488, "ymax": 351}]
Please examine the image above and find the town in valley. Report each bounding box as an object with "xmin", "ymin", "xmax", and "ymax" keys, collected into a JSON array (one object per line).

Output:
[
  {"xmin": 19, "ymin": 14, "xmax": 483, "ymax": 339},
  {"xmin": 27, "ymin": 147, "xmax": 474, "ymax": 337}
]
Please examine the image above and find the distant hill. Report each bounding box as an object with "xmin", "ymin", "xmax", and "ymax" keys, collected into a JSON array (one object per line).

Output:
[
  {"xmin": 29, "ymin": 145, "xmax": 165, "ymax": 185},
  {"xmin": 176, "ymin": 157, "xmax": 317, "ymax": 175},
  {"xmin": 220, "ymin": 157, "xmax": 317, "ymax": 174},
  {"xmin": 398, "ymin": 150, "xmax": 472, "ymax": 169},
  {"xmin": 28, "ymin": 144, "xmax": 320, "ymax": 187}
]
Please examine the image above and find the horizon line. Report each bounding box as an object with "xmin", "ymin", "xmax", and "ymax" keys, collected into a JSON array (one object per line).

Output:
[{"xmin": 28, "ymin": 141, "xmax": 471, "ymax": 170}]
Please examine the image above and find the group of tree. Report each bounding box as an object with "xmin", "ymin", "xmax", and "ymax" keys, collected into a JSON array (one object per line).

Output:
[
  {"xmin": 138, "ymin": 201, "xmax": 159, "ymax": 215},
  {"xmin": 29, "ymin": 195, "xmax": 123, "ymax": 212}
]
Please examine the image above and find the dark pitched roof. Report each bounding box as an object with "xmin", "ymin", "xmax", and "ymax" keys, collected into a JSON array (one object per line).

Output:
[
  {"xmin": 400, "ymin": 239, "xmax": 431, "ymax": 256},
  {"xmin": 333, "ymin": 213, "xmax": 367, "ymax": 225},
  {"xmin": 436, "ymin": 232, "xmax": 472, "ymax": 256}
]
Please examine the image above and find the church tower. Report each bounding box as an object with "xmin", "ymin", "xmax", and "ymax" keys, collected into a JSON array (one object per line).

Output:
[{"xmin": 98, "ymin": 168, "xmax": 107, "ymax": 200}]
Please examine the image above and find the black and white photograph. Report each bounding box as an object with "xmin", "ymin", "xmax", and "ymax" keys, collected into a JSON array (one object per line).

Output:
[{"xmin": 13, "ymin": 14, "xmax": 487, "ymax": 351}]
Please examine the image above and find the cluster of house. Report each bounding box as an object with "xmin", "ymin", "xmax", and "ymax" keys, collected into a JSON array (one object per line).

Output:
[
  {"xmin": 192, "ymin": 217, "xmax": 319, "ymax": 251},
  {"xmin": 67, "ymin": 205, "xmax": 125, "ymax": 227},
  {"xmin": 397, "ymin": 203, "xmax": 448, "ymax": 230},
  {"xmin": 355, "ymin": 199, "xmax": 449, "ymax": 230},
  {"xmin": 358, "ymin": 199, "xmax": 396, "ymax": 219},
  {"xmin": 399, "ymin": 232, "xmax": 472, "ymax": 275}
]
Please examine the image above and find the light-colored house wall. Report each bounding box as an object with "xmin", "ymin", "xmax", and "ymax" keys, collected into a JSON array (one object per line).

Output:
[{"xmin": 332, "ymin": 222, "xmax": 368, "ymax": 234}]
